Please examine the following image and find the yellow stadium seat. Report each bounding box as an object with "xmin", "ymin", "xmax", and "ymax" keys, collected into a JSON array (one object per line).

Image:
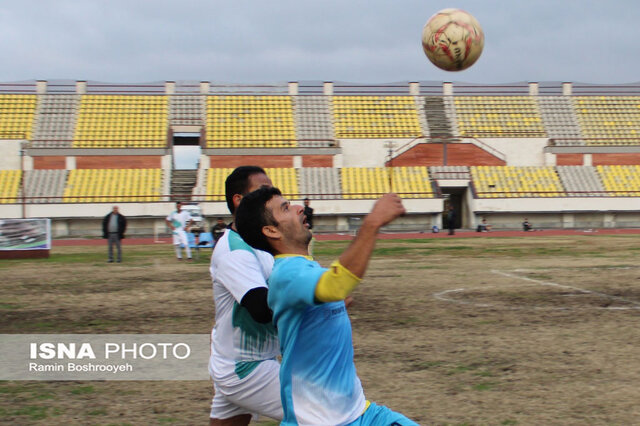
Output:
[
  {"xmin": 573, "ymin": 96, "xmax": 640, "ymax": 146},
  {"xmin": 63, "ymin": 169, "xmax": 162, "ymax": 202},
  {"xmin": 206, "ymin": 96, "xmax": 296, "ymax": 148},
  {"xmin": 73, "ymin": 95, "xmax": 168, "ymax": 148},
  {"xmin": 0, "ymin": 95, "xmax": 37, "ymax": 140},
  {"xmin": 454, "ymin": 96, "xmax": 545, "ymax": 138},
  {"xmin": 340, "ymin": 167, "xmax": 433, "ymax": 199},
  {"xmin": 596, "ymin": 165, "xmax": 640, "ymax": 196},
  {"xmin": 0, "ymin": 170, "xmax": 22, "ymax": 203},
  {"xmin": 332, "ymin": 96, "xmax": 422, "ymax": 139},
  {"xmin": 471, "ymin": 166, "xmax": 564, "ymax": 198}
]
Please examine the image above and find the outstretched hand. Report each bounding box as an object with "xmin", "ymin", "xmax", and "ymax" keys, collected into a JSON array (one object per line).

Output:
[
  {"xmin": 336, "ymin": 193, "xmax": 406, "ymax": 279},
  {"xmin": 365, "ymin": 193, "xmax": 406, "ymax": 229}
]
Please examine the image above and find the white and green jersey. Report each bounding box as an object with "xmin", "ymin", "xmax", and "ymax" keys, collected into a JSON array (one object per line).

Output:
[
  {"xmin": 209, "ymin": 228, "xmax": 279, "ymax": 381},
  {"xmin": 166, "ymin": 210, "xmax": 192, "ymax": 232}
]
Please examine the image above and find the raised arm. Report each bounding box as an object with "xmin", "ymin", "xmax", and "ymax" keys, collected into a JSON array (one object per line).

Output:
[
  {"xmin": 314, "ymin": 193, "xmax": 405, "ymax": 302},
  {"xmin": 338, "ymin": 193, "xmax": 405, "ymax": 278}
]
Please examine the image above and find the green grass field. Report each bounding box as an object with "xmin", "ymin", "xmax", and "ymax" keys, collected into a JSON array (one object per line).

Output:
[{"xmin": 2, "ymin": 235, "xmax": 640, "ymax": 424}]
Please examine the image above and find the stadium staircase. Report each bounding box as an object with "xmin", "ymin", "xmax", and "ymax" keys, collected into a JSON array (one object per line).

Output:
[
  {"xmin": 391, "ymin": 96, "xmax": 459, "ymax": 159},
  {"xmin": 423, "ymin": 96, "xmax": 456, "ymax": 140},
  {"xmin": 429, "ymin": 166, "xmax": 470, "ymax": 180},
  {"xmin": 170, "ymin": 169, "xmax": 197, "ymax": 202}
]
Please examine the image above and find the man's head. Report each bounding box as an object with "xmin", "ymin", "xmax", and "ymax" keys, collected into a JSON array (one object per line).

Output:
[
  {"xmin": 176, "ymin": 202, "xmax": 182, "ymax": 212},
  {"xmin": 236, "ymin": 187, "xmax": 312, "ymax": 255},
  {"xmin": 216, "ymin": 217, "xmax": 224, "ymax": 225},
  {"xmin": 112, "ymin": 206, "xmax": 119, "ymax": 214},
  {"xmin": 225, "ymin": 166, "xmax": 272, "ymax": 215},
  {"xmin": 303, "ymin": 198, "xmax": 310, "ymax": 207}
]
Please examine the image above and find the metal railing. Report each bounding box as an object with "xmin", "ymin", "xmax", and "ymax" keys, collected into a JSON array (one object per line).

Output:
[
  {"xmin": 549, "ymin": 137, "xmax": 640, "ymax": 146},
  {"xmin": 475, "ymin": 190, "xmax": 640, "ymax": 198}
]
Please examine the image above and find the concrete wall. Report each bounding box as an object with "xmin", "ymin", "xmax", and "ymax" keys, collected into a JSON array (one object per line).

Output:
[
  {"xmin": 0, "ymin": 140, "xmax": 23, "ymax": 169},
  {"xmin": 1, "ymin": 194, "xmax": 638, "ymax": 236},
  {"xmin": 340, "ymin": 139, "xmax": 413, "ymax": 167},
  {"xmin": 51, "ymin": 217, "xmax": 166, "ymax": 238},
  {"xmin": 476, "ymin": 211, "xmax": 640, "ymax": 231},
  {"xmin": 42, "ymin": 213, "xmax": 440, "ymax": 238},
  {"xmin": 470, "ymin": 196, "xmax": 640, "ymax": 230},
  {"xmin": 471, "ymin": 196, "xmax": 640, "ymax": 213},
  {"xmin": 479, "ymin": 138, "xmax": 549, "ymax": 166},
  {"xmin": 0, "ymin": 198, "xmax": 444, "ymax": 237}
]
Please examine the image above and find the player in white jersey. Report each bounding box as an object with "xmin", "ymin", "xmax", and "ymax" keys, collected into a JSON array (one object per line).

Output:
[
  {"xmin": 166, "ymin": 201, "xmax": 194, "ymax": 260},
  {"xmin": 209, "ymin": 166, "xmax": 283, "ymax": 425}
]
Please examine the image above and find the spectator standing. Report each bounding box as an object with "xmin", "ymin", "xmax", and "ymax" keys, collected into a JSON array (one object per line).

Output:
[
  {"xmin": 447, "ymin": 204, "xmax": 456, "ymax": 235},
  {"xmin": 210, "ymin": 217, "xmax": 227, "ymax": 243},
  {"xmin": 303, "ymin": 198, "xmax": 315, "ymax": 256},
  {"xmin": 303, "ymin": 198, "xmax": 314, "ymax": 230},
  {"xmin": 102, "ymin": 206, "xmax": 126, "ymax": 263}
]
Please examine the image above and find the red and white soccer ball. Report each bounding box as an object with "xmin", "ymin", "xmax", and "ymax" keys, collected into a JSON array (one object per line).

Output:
[{"xmin": 421, "ymin": 8, "xmax": 484, "ymax": 71}]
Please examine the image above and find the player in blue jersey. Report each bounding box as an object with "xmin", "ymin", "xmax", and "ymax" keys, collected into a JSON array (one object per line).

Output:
[{"xmin": 235, "ymin": 186, "xmax": 418, "ymax": 425}]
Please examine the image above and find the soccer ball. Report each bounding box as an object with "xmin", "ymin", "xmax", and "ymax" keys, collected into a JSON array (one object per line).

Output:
[{"xmin": 421, "ymin": 8, "xmax": 484, "ymax": 71}]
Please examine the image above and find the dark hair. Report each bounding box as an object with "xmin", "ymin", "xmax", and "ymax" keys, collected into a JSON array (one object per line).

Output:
[
  {"xmin": 225, "ymin": 166, "xmax": 267, "ymax": 214},
  {"xmin": 235, "ymin": 186, "xmax": 282, "ymax": 254}
]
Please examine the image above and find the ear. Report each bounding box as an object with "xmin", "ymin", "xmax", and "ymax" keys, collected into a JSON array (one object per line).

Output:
[
  {"xmin": 262, "ymin": 224, "xmax": 281, "ymax": 242},
  {"xmin": 232, "ymin": 193, "xmax": 243, "ymax": 211}
]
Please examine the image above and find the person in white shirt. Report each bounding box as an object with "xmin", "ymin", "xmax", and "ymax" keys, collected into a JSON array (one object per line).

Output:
[
  {"xmin": 209, "ymin": 166, "xmax": 283, "ymax": 425},
  {"xmin": 166, "ymin": 201, "xmax": 194, "ymax": 261}
]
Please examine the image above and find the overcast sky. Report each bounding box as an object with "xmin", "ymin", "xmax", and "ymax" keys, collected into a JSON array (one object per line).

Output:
[{"xmin": 0, "ymin": 0, "xmax": 637, "ymax": 85}]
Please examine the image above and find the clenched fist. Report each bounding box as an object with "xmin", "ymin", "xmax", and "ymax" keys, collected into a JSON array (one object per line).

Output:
[{"xmin": 365, "ymin": 193, "xmax": 406, "ymax": 229}]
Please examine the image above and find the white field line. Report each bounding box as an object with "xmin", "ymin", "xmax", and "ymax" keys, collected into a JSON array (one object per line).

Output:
[
  {"xmin": 494, "ymin": 269, "xmax": 640, "ymax": 308},
  {"xmin": 433, "ymin": 287, "xmax": 493, "ymax": 307},
  {"xmin": 433, "ymin": 269, "xmax": 640, "ymax": 311}
]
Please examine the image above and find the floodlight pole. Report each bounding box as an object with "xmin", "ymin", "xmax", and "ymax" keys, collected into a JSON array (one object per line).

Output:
[{"xmin": 385, "ymin": 141, "xmax": 395, "ymax": 192}]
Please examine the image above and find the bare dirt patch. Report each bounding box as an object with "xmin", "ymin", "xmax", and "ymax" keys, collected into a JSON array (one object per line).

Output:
[{"xmin": 1, "ymin": 236, "xmax": 640, "ymax": 424}]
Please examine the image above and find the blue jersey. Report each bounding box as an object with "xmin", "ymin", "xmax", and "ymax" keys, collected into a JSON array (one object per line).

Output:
[{"xmin": 268, "ymin": 255, "xmax": 365, "ymax": 425}]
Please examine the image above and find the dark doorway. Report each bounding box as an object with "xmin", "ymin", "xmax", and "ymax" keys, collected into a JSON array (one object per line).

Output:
[{"xmin": 441, "ymin": 187, "xmax": 466, "ymax": 229}]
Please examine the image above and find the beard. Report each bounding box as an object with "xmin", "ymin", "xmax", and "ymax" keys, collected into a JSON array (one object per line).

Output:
[
  {"xmin": 280, "ymin": 221, "xmax": 313, "ymax": 252},
  {"xmin": 303, "ymin": 229, "xmax": 313, "ymax": 246}
]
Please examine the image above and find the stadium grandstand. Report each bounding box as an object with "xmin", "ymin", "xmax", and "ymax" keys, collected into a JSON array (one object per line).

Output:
[{"xmin": 2, "ymin": 79, "xmax": 640, "ymax": 237}]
